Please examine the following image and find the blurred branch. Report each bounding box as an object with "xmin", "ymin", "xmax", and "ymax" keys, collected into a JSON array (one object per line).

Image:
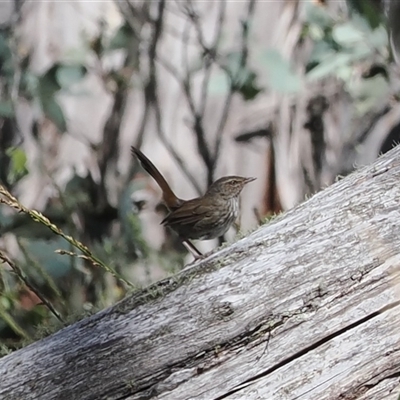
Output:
[
  {"xmin": 199, "ymin": 1, "xmax": 226, "ymax": 118},
  {"xmin": 142, "ymin": 0, "xmax": 203, "ymax": 195},
  {"xmin": 386, "ymin": 0, "xmax": 400, "ymax": 63},
  {"xmin": 180, "ymin": 1, "xmax": 217, "ymax": 184},
  {"xmin": 154, "ymin": 99, "xmax": 203, "ymax": 195},
  {"xmin": 97, "ymin": 73, "xmax": 132, "ymax": 212},
  {"xmin": 160, "ymin": 0, "xmax": 256, "ymax": 186},
  {"xmin": 213, "ymin": 0, "xmax": 256, "ymax": 168},
  {"xmin": 303, "ymin": 95, "xmax": 329, "ymax": 189},
  {"xmin": 89, "ymin": 1, "xmax": 145, "ymax": 199},
  {"xmin": 124, "ymin": 0, "xmax": 256, "ymax": 192},
  {"xmin": 234, "ymin": 128, "xmax": 273, "ymax": 143},
  {"xmin": 114, "ymin": 0, "xmax": 148, "ymax": 33},
  {"xmin": 99, "ymin": 90, "xmax": 127, "ymax": 184}
]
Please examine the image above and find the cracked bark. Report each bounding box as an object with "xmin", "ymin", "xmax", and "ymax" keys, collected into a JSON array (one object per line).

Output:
[{"xmin": 1, "ymin": 148, "xmax": 400, "ymax": 400}]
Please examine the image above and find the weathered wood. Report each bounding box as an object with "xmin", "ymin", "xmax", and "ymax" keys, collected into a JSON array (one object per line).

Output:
[{"xmin": 1, "ymin": 147, "xmax": 400, "ymax": 400}]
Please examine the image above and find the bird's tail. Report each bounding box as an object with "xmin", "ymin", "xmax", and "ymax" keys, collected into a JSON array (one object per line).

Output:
[{"xmin": 131, "ymin": 146, "xmax": 182, "ymax": 209}]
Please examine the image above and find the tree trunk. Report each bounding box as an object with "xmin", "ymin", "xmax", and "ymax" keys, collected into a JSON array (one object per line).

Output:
[{"xmin": 1, "ymin": 146, "xmax": 400, "ymax": 400}]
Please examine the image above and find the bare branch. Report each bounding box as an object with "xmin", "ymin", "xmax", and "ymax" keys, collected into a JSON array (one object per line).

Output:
[
  {"xmin": 213, "ymin": 0, "xmax": 256, "ymax": 167},
  {"xmin": 198, "ymin": 0, "xmax": 227, "ymax": 119},
  {"xmin": 144, "ymin": 0, "xmax": 203, "ymax": 195},
  {"xmin": 143, "ymin": 0, "xmax": 257, "ymax": 189},
  {"xmin": 180, "ymin": 12, "xmax": 214, "ymax": 177}
]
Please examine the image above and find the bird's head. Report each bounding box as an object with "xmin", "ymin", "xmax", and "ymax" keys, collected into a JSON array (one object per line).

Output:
[{"xmin": 206, "ymin": 176, "xmax": 256, "ymax": 199}]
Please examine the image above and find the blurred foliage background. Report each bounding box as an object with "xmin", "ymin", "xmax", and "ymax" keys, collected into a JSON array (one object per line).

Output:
[{"xmin": 0, "ymin": 0, "xmax": 399, "ymax": 354}]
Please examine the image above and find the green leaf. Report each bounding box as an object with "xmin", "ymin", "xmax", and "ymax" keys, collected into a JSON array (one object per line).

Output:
[
  {"xmin": 307, "ymin": 36, "xmax": 377, "ymax": 81},
  {"xmin": 351, "ymin": 43, "xmax": 373, "ymax": 60},
  {"xmin": 38, "ymin": 65, "xmax": 67, "ymax": 132},
  {"xmin": 64, "ymin": 46, "xmax": 90, "ymax": 64},
  {"xmin": 347, "ymin": 75, "xmax": 390, "ymax": 115},
  {"xmin": 0, "ymin": 296, "xmax": 11, "ymax": 310},
  {"xmin": 0, "ymin": 32, "xmax": 15, "ymax": 79},
  {"xmin": 0, "ymin": 100, "xmax": 14, "ymax": 117},
  {"xmin": 41, "ymin": 98, "xmax": 67, "ymax": 132},
  {"xmin": 108, "ymin": 23, "xmax": 135, "ymax": 51},
  {"xmin": 208, "ymin": 56, "xmax": 263, "ymax": 100},
  {"xmin": 56, "ymin": 64, "xmax": 87, "ymax": 88},
  {"xmin": 306, "ymin": 24, "xmax": 325, "ymax": 41},
  {"xmin": 0, "ymin": 33, "xmax": 15, "ymax": 82},
  {"xmin": 308, "ymin": 40, "xmax": 336, "ymax": 65},
  {"xmin": 5, "ymin": 147, "xmax": 28, "ymax": 184},
  {"xmin": 225, "ymin": 51, "xmax": 244, "ymax": 78},
  {"xmin": 335, "ymin": 65, "xmax": 353, "ymax": 81},
  {"xmin": 6, "ymin": 147, "xmax": 27, "ymax": 173},
  {"xmin": 19, "ymin": 71, "xmax": 38, "ymax": 99},
  {"xmin": 39, "ymin": 65, "xmax": 62, "ymax": 95},
  {"xmin": 236, "ymin": 71, "xmax": 263, "ymax": 101},
  {"xmin": 0, "ymin": 32, "xmax": 12, "ymax": 64},
  {"xmin": 307, "ymin": 52, "xmax": 353, "ymax": 80},
  {"xmin": 332, "ymin": 23, "xmax": 364, "ymax": 47},
  {"xmin": 260, "ymin": 49, "xmax": 302, "ymax": 93},
  {"xmin": 346, "ymin": 0, "xmax": 382, "ymax": 30},
  {"xmin": 303, "ymin": 3, "xmax": 335, "ymax": 29},
  {"xmin": 367, "ymin": 25, "xmax": 389, "ymax": 49}
]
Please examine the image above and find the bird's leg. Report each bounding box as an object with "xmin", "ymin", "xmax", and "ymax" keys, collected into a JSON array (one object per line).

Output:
[{"xmin": 181, "ymin": 238, "xmax": 203, "ymax": 259}]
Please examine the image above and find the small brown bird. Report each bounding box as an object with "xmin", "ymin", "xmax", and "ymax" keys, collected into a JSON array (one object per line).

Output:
[{"xmin": 131, "ymin": 146, "xmax": 255, "ymax": 257}]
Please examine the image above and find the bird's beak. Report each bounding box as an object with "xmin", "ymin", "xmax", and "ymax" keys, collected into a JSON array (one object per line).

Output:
[{"xmin": 244, "ymin": 177, "xmax": 256, "ymax": 184}]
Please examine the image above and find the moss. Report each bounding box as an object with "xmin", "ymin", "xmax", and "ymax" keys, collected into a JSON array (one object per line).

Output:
[
  {"xmin": 113, "ymin": 251, "xmax": 244, "ymax": 314},
  {"xmin": 0, "ymin": 343, "xmax": 12, "ymax": 357},
  {"xmin": 125, "ymin": 380, "xmax": 137, "ymax": 390}
]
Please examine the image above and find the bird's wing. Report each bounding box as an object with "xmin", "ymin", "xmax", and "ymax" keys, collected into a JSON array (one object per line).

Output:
[{"xmin": 161, "ymin": 199, "xmax": 214, "ymax": 226}]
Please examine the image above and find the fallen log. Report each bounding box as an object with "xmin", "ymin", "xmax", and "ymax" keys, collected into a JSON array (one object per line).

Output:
[{"xmin": 1, "ymin": 146, "xmax": 400, "ymax": 400}]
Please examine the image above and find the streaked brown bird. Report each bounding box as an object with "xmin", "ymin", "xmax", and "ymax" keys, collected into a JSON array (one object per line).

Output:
[{"xmin": 131, "ymin": 146, "xmax": 255, "ymax": 258}]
